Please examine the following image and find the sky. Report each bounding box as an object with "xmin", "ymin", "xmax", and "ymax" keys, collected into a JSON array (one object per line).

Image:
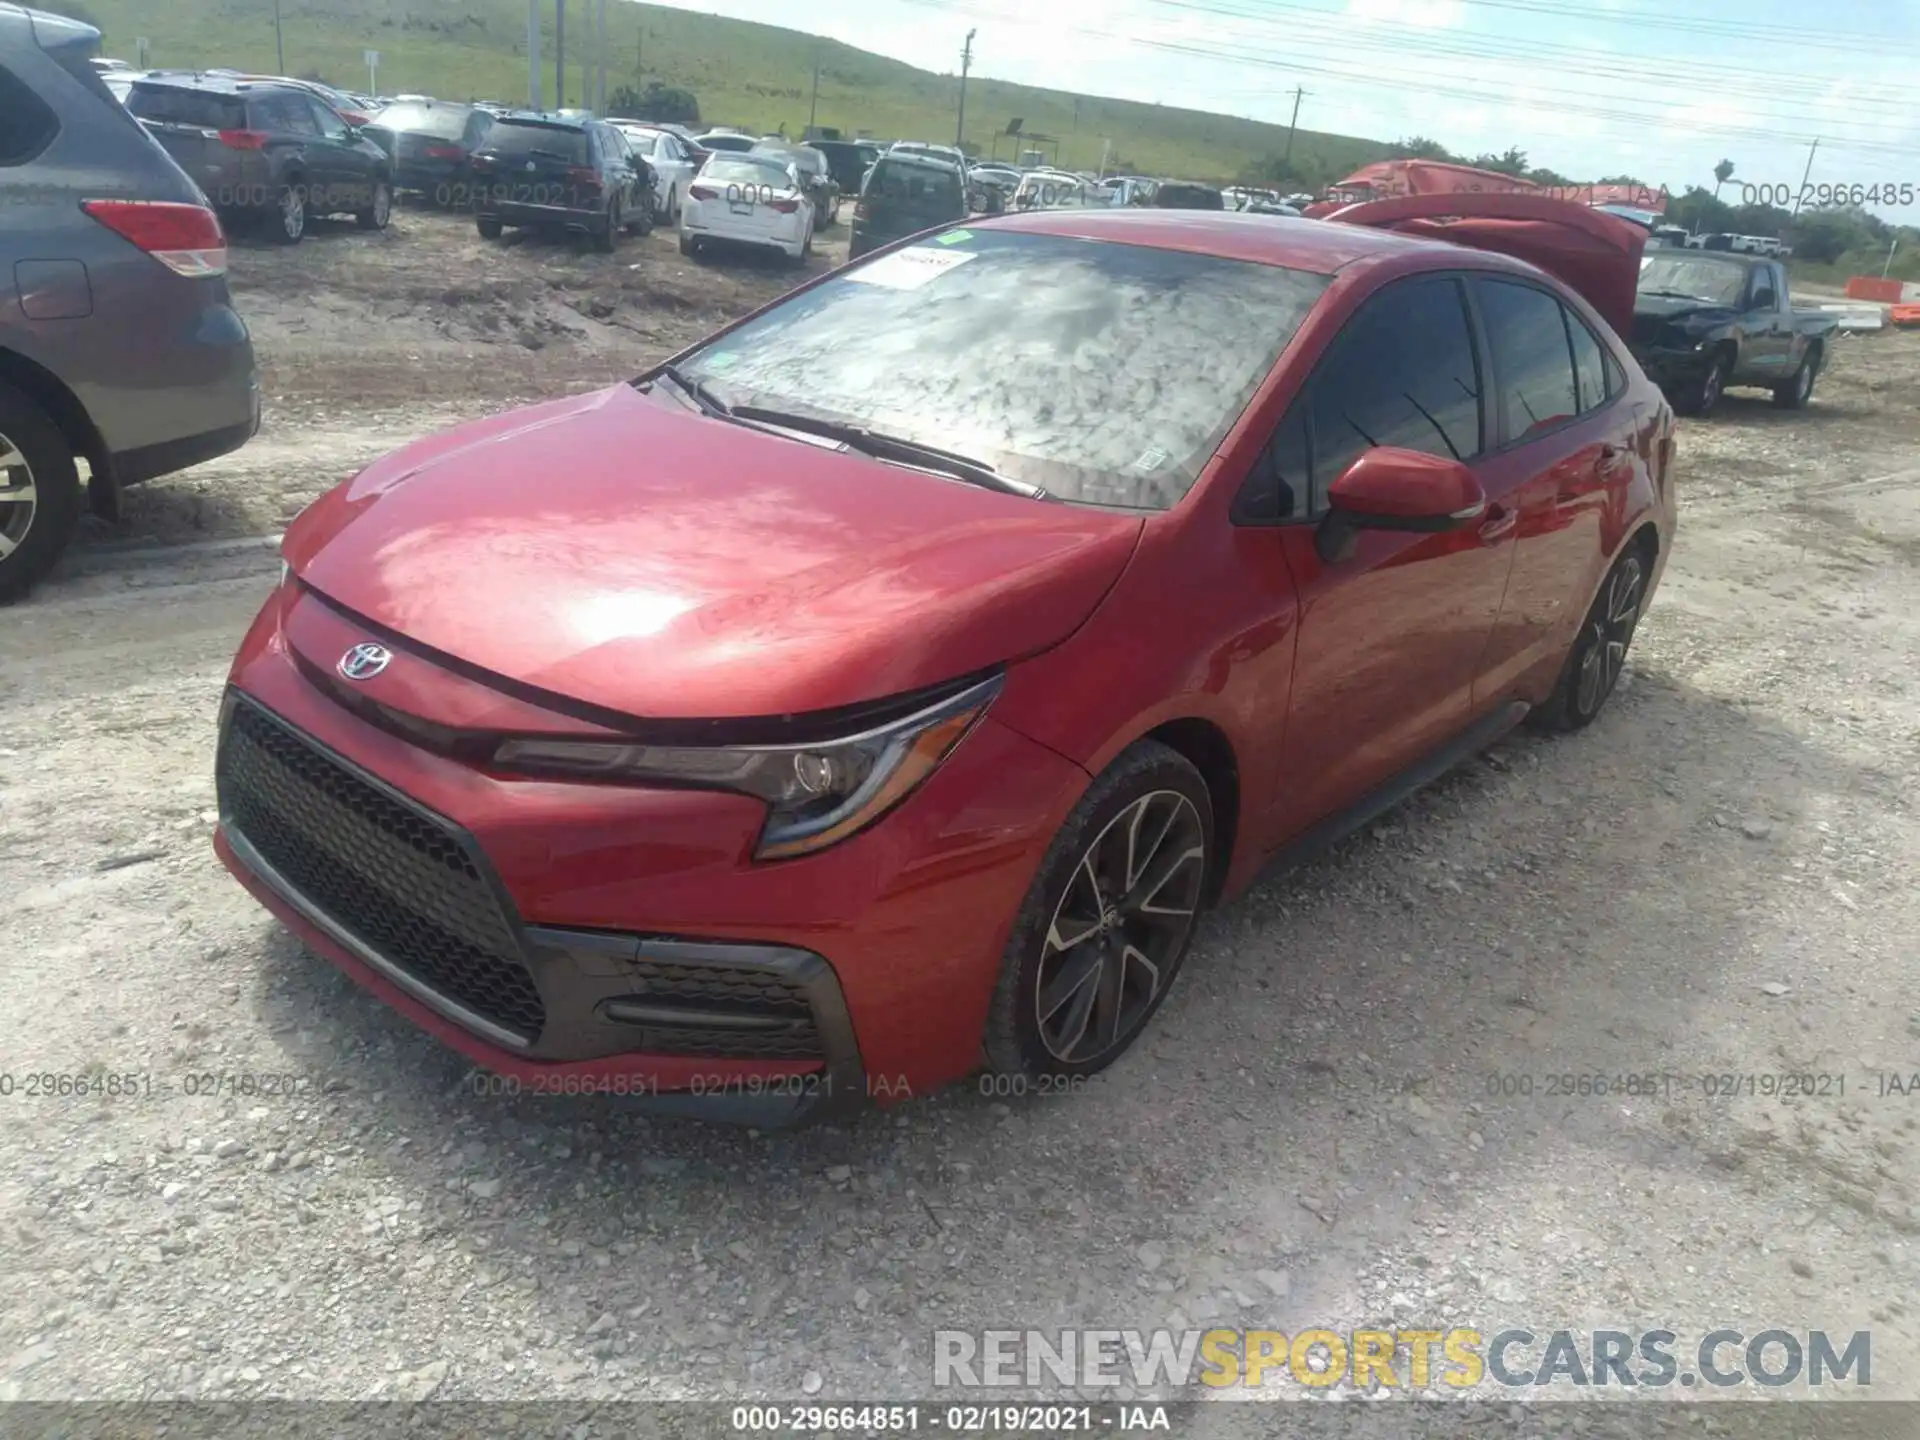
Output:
[{"xmin": 637, "ymin": 0, "xmax": 1920, "ymax": 225}]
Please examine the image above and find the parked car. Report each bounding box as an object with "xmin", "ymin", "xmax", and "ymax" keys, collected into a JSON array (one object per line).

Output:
[
  {"xmin": 470, "ymin": 112, "xmax": 651, "ymax": 251},
  {"xmin": 679, "ymin": 151, "xmax": 814, "ymax": 263},
  {"xmin": 889, "ymin": 140, "xmax": 967, "ymax": 174},
  {"xmin": 967, "ymin": 162, "xmax": 1021, "ymax": 212},
  {"xmin": 0, "ymin": 5, "xmax": 258, "ymax": 600},
  {"xmin": 753, "ymin": 142, "xmax": 838, "ymax": 227},
  {"xmin": 807, "ymin": 138, "xmax": 874, "ymax": 200},
  {"xmin": 1154, "ymin": 181, "xmax": 1226, "ymax": 210},
  {"xmin": 213, "ymin": 195, "xmax": 1672, "ymax": 1123},
  {"xmin": 101, "ymin": 66, "xmax": 139, "ymax": 103},
  {"xmin": 849, "ymin": 150, "xmax": 966, "ymax": 259},
  {"xmin": 1630, "ymin": 251, "xmax": 1836, "ymax": 415},
  {"xmin": 220, "ymin": 73, "xmax": 373, "ymax": 126},
  {"xmin": 1012, "ymin": 169, "xmax": 1095, "ymax": 211},
  {"xmin": 360, "ymin": 99, "xmax": 493, "ymax": 205},
  {"xmin": 694, "ymin": 130, "xmax": 755, "ymax": 154},
  {"xmin": 125, "ymin": 73, "xmax": 393, "ymax": 242},
  {"xmin": 612, "ymin": 121, "xmax": 700, "ymax": 221}
]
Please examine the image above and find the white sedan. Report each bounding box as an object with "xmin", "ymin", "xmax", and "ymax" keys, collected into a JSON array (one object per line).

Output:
[
  {"xmin": 613, "ymin": 122, "xmax": 699, "ymax": 222},
  {"xmin": 679, "ymin": 153, "xmax": 815, "ymax": 264}
]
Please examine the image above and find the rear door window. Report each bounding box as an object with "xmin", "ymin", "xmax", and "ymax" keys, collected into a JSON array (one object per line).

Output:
[
  {"xmin": 1477, "ymin": 278, "xmax": 1580, "ymax": 443},
  {"xmin": 127, "ymin": 84, "xmax": 246, "ymax": 131},
  {"xmin": 1565, "ymin": 309, "xmax": 1611, "ymax": 414}
]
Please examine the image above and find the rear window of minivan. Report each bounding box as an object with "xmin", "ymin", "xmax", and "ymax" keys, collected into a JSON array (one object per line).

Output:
[
  {"xmin": 127, "ymin": 84, "xmax": 246, "ymax": 130},
  {"xmin": 867, "ymin": 159, "xmax": 961, "ymax": 208}
]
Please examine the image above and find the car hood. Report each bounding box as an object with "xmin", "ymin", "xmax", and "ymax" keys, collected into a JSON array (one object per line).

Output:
[
  {"xmin": 1631, "ymin": 293, "xmax": 1736, "ymax": 343},
  {"xmin": 283, "ymin": 385, "xmax": 1143, "ymax": 721}
]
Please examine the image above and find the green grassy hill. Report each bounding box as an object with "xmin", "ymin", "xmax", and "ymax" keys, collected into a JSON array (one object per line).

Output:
[{"xmin": 66, "ymin": 0, "xmax": 1391, "ymax": 184}]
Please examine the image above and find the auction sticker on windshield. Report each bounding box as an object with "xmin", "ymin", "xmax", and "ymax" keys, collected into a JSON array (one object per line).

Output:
[{"xmin": 845, "ymin": 246, "xmax": 978, "ymax": 290}]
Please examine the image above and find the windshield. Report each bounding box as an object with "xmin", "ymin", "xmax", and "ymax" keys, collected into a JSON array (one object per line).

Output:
[
  {"xmin": 372, "ymin": 103, "xmax": 470, "ymax": 139},
  {"xmin": 705, "ymin": 155, "xmax": 793, "ymax": 188},
  {"xmin": 618, "ymin": 128, "xmax": 661, "ymax": 155},
  {"xmin": 480, "ymin": 121, "xmax": 587, "ymax": 163},
  {"xmin": 668, "ymin": 230, "xmax": 1330, "ymax": 511},
  {"xmin": 1639, "ymin": 254, "xmax": 1747, "ymax": 306}
]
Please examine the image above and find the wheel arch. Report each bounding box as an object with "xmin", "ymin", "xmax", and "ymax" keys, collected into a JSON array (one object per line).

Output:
[
  {"xmin": 0, "ymin": 346, "xmax": 108, "ymax": 481},
  {"xmin": 1141, "ymin": 716, "xmax": 1240, "ymax": 908}
]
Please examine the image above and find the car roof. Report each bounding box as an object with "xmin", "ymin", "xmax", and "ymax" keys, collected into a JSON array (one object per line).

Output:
[
  {"xmin": 491, "ymin": 111, "xmax": 589, "ymax": 131},
  {"xmin": 872, "ymin": 151, "xmax": 962, "ymax": 175},
  {"xmin": 972, "ymin": 207, "xmax": 1452, "ymax": 274},
  {"xmin": 131, "ymin": 72, "xmax": 305, "ymax": 96}
]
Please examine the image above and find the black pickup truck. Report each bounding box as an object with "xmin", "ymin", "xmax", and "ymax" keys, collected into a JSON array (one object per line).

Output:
[{"xmin": 1630, "ymin": 251, "xmax": 1838, "ymax": 416}]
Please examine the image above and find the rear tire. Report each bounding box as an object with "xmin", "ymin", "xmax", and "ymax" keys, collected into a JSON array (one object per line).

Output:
[
  {"xmin": 270, "ymin": 180, "xmax": 306, "ymax": 244},
  {"xmin": 678, "ymin": 231, "xmax": 697, "ymax": 258},
  {"xmin": 356, "ymin": 180, "xmax": 392, "ymax": 231},
  {"xmin": 982, "ymin": 741, "xmax": 1213, "ymax": 1083},
  {"xmin": 1772, "ymin": 346, "xmax": 1819, "ymax": 409},
  {"xmin": 475, "ymin": 216, "xmax": 503, "ymax": 240},
  {"xmin": 594, "ymin": 200, "xmax": 619, "ymax": 253},
  {"xmin": 1528, "ymin": 545, "xmax": 1649, "ymax": 733},
  {"xmin": 0, "ymin": 382, "xmax": 84, "ymax": 605}
]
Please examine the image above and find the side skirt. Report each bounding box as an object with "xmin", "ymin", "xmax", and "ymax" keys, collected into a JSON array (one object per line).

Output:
[{"xmin": 1257, "ymin": 699, "xmax": 1530, "ymax": 880}]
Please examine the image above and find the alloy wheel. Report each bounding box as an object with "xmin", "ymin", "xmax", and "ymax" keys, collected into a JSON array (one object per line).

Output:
[
  {"xmin": 1796, "ymin": 360, "xmax": 1815, "ymax": 403},
  {"xmin": 373, "ymin": 183, "xmax": 391, "ymax": 228},
  {"xmin": 281, "ymin": 186, "xmax": 305, "ymax": 240},
  {"xmin": 0, "ymin": 429, "xmax": 37, "ymax": 562},
  {"xmin": 1034, "ymin": 789, "xmax": 1206, "ymax": 1064},
  {"xmin": 1573, "ymin": 554, "xmax": 1644, "ymax": 717}
]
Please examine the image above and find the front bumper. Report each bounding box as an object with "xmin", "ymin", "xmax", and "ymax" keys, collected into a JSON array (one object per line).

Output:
[
  {"xmin": 1632, "ymin": 342, "xmax": 1714, "ymax": 392},
  {"xmin": 213, "ymin": 584, "xmax": 1090, "ymax": 1123}
]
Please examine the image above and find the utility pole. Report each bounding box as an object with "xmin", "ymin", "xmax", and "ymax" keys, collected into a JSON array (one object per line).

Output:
[
  {"xmin": 1281, "ymin": 86, "xmax": 1305, "ymax": 165},
  {"xmin": 955, "ymin": 28, "xmax": 976, "ymax": 150},
  {"xmin": 527, "ymin": 0, "xmax": 542, "ymax": 109},
  {"xmin": 1791, "ymin": 137, "xmax": 1819, "ymax": 217},
  {"xmin": 555, "ymin": 0, "xmax": 564, "ymax": 110},
  {"xmin": 272, "ymin": 0, "xmax": 284, "ymax": 74},
  {"xmin": 598, "ymin": 0, "xmax": 607, "ymax": 111},
  {"xmin": 807, "ymin": 49, "xmax": 820, "ymax": 135}
]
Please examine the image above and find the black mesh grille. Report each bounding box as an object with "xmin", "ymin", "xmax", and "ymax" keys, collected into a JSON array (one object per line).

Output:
[
  {"xmin": 625, "ymin": 960, "xmax": 823, "ymax": 1059},
  {"xmin": 217, "ymin": 699, "xmax": 547, "ymax": 1041}
]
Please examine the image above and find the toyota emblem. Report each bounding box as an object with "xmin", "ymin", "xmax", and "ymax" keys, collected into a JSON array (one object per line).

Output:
[{"xmin": 338, "ymin": 642, "xmax": 392, "ymax": 681}]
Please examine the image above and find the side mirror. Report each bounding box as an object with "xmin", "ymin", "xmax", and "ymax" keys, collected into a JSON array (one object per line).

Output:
[{"xmin": 1316, "ymin": 448, "xmax": 1487, "ymax": 564}]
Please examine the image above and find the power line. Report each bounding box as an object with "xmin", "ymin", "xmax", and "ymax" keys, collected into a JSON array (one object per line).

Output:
[{"xmin": 894, "ymin": 0, "xmax": 1917, "ymax": 158}]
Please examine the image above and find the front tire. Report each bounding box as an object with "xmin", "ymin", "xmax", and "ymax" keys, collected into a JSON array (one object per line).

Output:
[
  {"xmin": 356, "ymin": 179, "xmax": 392, "ymax": 231},
  {"xmin": 1773, "ymin": 346, "xmax": 1819, "ymax": 409},
  {"xmin": 0, "ymin": 382, "xmax": 84, "ymax": 604},
  {"xmin": 982, "ymin": 741, "xmax": 1213, "ymax": 1082},
  {"xmin": 475, "ymin": 215, "xmax": 503, "ymax": 240},
  {"xmin": 1529, "ymin": 546, "xmax": 1649, "ymax": 733},
  {"xmin": 1674, "ymin": 351, "xmax": 1727, "ymax": 417}
]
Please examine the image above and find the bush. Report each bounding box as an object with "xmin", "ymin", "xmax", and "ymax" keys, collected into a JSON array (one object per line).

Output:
[{"xmin": 609, "ymin": 81, "xmax": 699, "ymax": 125}]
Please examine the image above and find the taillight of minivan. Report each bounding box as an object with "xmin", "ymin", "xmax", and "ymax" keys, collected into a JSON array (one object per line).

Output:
[{"xmin": 81, "ymin": 199, "xmax": 228, "ymax": 278}]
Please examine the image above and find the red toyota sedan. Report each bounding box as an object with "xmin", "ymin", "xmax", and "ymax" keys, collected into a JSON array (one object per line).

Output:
[{"xmin": 216, "ymin": 195, "xmax": 1675, "ymax": 1124}]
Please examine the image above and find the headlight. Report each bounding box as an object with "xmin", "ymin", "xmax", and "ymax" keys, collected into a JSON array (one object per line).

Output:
[{"xmin": 492, "ymin": 675, "xmax": 1001, "ymax": 860}]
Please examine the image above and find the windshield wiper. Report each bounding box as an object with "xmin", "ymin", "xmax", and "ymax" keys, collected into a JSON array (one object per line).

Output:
[
  {"xmin": 729, "ymin": 406, "xmax": 1048, "ymax": 499},
  {"xmin": 1641, "ymin": 288, "xmax": 1716, "ymax": 302},
  {"xmin": 652, "ymin": 363, "xmax": 732, "ymax": 419}
]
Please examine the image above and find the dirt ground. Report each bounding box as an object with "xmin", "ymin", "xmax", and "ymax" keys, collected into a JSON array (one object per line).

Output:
[{"xmin": 4, "ymin": 204, "xmax": 1920, "ymax": 1422}]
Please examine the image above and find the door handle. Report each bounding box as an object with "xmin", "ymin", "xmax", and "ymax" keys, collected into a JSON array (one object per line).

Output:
[{"xmin": 1478, "ymin": 504, "xmax": 1517, "ymax": 542}]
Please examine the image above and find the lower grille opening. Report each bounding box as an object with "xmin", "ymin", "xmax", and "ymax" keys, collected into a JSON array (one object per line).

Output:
[
  {"xmin": 218, "ymin": 698, "xmax": 547, "ymax": 1042},
  {"xmin": 603, "ymin": 958, "xmax": 825, "ymax": 1060}
]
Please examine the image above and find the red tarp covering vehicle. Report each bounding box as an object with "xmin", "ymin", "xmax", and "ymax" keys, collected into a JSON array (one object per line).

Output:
[
  {"xmin": 1325, "ymin": 189, "xmax": 1649, "ymax": 339},
  {"xmin": 1307, "ymin": 160, "xmax": 1667, "ymax": 218}
]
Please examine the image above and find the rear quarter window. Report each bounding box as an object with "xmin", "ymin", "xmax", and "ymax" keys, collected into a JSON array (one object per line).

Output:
[{"xmin": 0, "ymin": 63, "xmax": 59, "ymax": 166}]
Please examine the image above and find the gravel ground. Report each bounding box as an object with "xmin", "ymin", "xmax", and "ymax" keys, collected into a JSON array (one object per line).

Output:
[{"xmin": 3, "ymin": 208, "xmax": 1919, "ymax": 1422}]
